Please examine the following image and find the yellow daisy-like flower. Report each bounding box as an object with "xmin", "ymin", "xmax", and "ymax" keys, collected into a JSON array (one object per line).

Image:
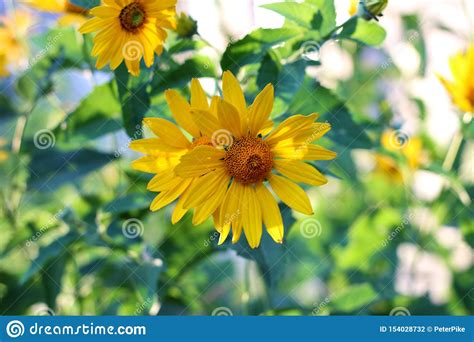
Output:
[
  {"xmin": 79, "ymin": 0, "xmax": 177, "ymax": 76},
  {"xmin": 438, "ymin": 44, "xmax": 474, "ymax": 115},
  {"xmin": 0, "ymin": 138, "xmax": 8, "ymax": 163},
  {"xmin": 130, "ymin": 78, "xmax": 221, "ymax": 224},
  {"xmin": 172, "ymin": 71, "xmax": 336, "ymax": 249},
  {"xmin": 0, "ymin": 11, "xmax": 33, "ymax": 77},
  {"xmin": 23, "ymin": 0, "xmax": 88, "ymax": 25}
]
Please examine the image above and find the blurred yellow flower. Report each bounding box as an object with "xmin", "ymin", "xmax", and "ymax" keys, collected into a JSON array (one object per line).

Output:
[
  {"xmin": 23, "ymin": 0, "xmax": 88, "ymax": 25},
  {"xmin": 349, "ymin": 0, "xmax": 358, "ymax": 16},
  {"xmin": 438, "ymin": 44, "xmax": 474, "ymax": 115},
  {"xmin": 0, "ymin": 11, "xmax": 33, "ymax": 77},
  {"xmin": 173, "ymin": 72, "xmax": 335, "ymax": 248},
  {"xmin": 0, "ymin": 138, "xmax": 8, "ymax": 163},
  {"xmin": 375, "ymin": 130, "xmax": 425, "ymax": 182},
  {"xmin": 79, "ymin": 0, "xmax": 177, "ymax": 76}
]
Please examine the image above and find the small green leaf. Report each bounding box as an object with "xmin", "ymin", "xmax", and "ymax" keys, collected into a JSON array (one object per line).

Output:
[
  {"xmin": 262, "ymin": 2, "xmax": 318, "ymax": 29},
  {"xmin": 221, "ymin": 28, "xmax": 302, "ymax": 74},
  {"xmin": 115, "ymin": 64, "xmax": 151, "ymax": 139},
  {"xmin": 339, "ymin": 17, "xmax": 387, "ymax": 46},
  {"xmin": 55, "ymin": 83, "xmax": 121, "ymax": 149},
  {"xmin": 330, "ymin": 283, "xmax": 378, "ymax": 312}
]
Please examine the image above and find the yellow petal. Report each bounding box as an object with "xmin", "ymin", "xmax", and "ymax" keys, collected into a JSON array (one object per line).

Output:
[
  {"xmin": 131, "ymin": 156, "xmax": 178, "ymax": 173},
  {"xmin": 150, "ymin": 178, "xmax": 192, "ymax": 212},
  {"xmin": 248, "ymin": 84, "xmax": 274, "ymax": 136},
  {"xmin": 165, "ymin": 90, "xmax": 201, "ymax": 138},
  {"xmin": 175, "ymin": 146, "xmax": 226, "ymax": 178},
  {"xmin": 191, "ymin": 109, "xmax": 222, "ymax": 137},
  {"xmin": 190, "ymin": 78, "xmax": 209, "ymax": 110},
  {"xmin": 214, "ymin": 211, "xmax": 231, "ymax": 245},
  {"xmin": 265, "ymin": 114, "xmax": 318, "ymax": 146},
  {"xmin": 184, "ymin": 168, "xmax": 229, "ymax": 209},
  {"xmin": 241, "ymin": 185, "xmax": 263, "ymax": 249},
  {"xmin": 130, "ymin": 138, "xmax": 186, "ymax": 155},
  {"xmin": 272, "ymin": 144, "xmax": 337, "ymax": 161},
  {"xmin": 269, "ymin": 174, "xmax": 313, "ymax": 215},
  {"xmin": 219, "ymin": 180, "xmax": 244, "ymax": 243},
  {"xmin": 273, "ymin": 159, "xmax": 327, "ymax": 186},
  {"xmin": 147, "ymin": 171, "xmax": 183, "ymax": 192},
  {"xmin": 192, "ymin": 173, "xmax": 229, "ymax": 225},
  {"xmin": 172, "ymin": 179, "xmax": 196, "ymax": 224},
  {"xmin": 255, "ymin": 183, "xmax": 283, "ymax": 244},
  {"xmin": 143, "ymin": 118, "xmax": 191, "ymax": 149},
  {"xmin": 217, "ymin": 99, "xmax": 243, "ymax": 138},
  {"xmin": 222, "ymin": 71, "xmax": 247, "ymax": 117}
]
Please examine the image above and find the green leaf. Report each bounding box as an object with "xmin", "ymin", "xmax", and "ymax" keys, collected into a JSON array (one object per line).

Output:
[
  {"xmin": 221, "ymin": 28, "xmax": 302, "ymax": 74},
  {"xmin": 55, "ymin": 83, "xmax": 121, "ymax": 149},
  {"xmin": 27, "ymin": 149, "xmax": 115, "ymax": 191},
  {"xmin": 339, "ymin": 17, "xmax": 387, "ymax": 46},
  {"xmin": 330, "ymin": 283, "xmax": 378, "ymax": 312},
  {"xmin": 262, "ymin": 2, "xmax": 318, "ymax": 29},
  {"xmin": 102, "ymin": 193, "xmax": 155, "ymax": 214},
  {"xmin": 307, "ymin": 0, "xmax": 337, "ymax": 37},
  {"xmin": 402, "ymin": 15, "xmax": 427, "ymax": 75},
  {"xmin": 21, "ymin": 231, "xmax": 80, "ymax": 284},
  {"xmin": 115, "ymin": 64, "xmax": 151, "ymax": 139},
  {"xmin": 226, "ymin": 204, "xmax": 296, "ymax": 288},
  {"xmin": 150, "ymin": 55, "xmax": 216, "ymax": 95}
]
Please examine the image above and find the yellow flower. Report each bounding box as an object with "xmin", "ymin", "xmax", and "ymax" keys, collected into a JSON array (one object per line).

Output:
[
  {"xmin": 438, "ymin": 44, "xmax": 474, "ymax": 115},
  {"xmin": 375, "ymin": 130, "xmax": 425, "ymax": 182},
  {"xmin": 172, "ymin": 71, "xmax": 336, "ymax": 249},
  {"xmin": 349, "ymin": 0, "xmax": 358, "ymax": 16},
  {"xmin": 0, "ymin": 11, "xmax": 33, "ymax": 77},
  {"xmin": 0, "ymin": 138, "xmax": 8, "ymax": 163},
  {"xmin": 130, "ymin": 78, "xmax": 219, "ymax": 224},
  {"xmin": 24, "ymin": 0, "xmax": 88, "ymax": 25},
  {"xmin": 79, "ymin": 0, "xmax": 177, "ymax": 76}
]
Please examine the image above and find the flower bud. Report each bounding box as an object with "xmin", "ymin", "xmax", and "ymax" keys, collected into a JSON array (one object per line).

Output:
[
  {"xmin": 357, "ymin": 0, "xmax": 388, "ymax": 21},
  {"xmin": 175, "ymin": 13, "xmax": 198, "ymax": 38}
]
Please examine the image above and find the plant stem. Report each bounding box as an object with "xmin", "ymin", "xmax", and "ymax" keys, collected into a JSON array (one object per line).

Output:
[{"xmin": 442, "ymin": 130, "xmax": 463, "ymax": 171}]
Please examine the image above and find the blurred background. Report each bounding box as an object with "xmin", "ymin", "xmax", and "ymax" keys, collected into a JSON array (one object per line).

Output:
[{"xmin": 0, "ymin": 0, "xmax": 473, "ymax": 316}]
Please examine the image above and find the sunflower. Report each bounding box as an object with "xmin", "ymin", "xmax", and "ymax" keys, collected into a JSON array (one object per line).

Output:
[
  {"xmin": 171, "ymin": 71, "xmax": 336, "ymax": 248},
  {"xmin": 79, "ymin": 0, "xmax": 177, "ymax": 76},
  {"xmin": 438, "ymin": 44, "xmax": 474, "ymax": 115},
  {"xmin": 130, "ymin": 78, "xmax": 224, "ymax": 224},
  {"xmin": 23, "ymin": 0, "xmax": 88, "ymax": 25}
]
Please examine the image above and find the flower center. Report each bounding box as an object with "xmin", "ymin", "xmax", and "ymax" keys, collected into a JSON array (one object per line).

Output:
[
  {"xmin": 191, "ymin": 136, "xmax": 213, "ymax": 149},
  {"xmin": 120, "ymin": 2, "xmax": 146, "ymax": 32},
  {"xmin": 224, "ymin": 136, "xmax": 273, "ymax": 185}
]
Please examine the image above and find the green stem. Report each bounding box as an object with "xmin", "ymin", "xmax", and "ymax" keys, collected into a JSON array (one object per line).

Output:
[{"xmin": 442, "ymin": 130, "xmax": 463, "ymax": 171}]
